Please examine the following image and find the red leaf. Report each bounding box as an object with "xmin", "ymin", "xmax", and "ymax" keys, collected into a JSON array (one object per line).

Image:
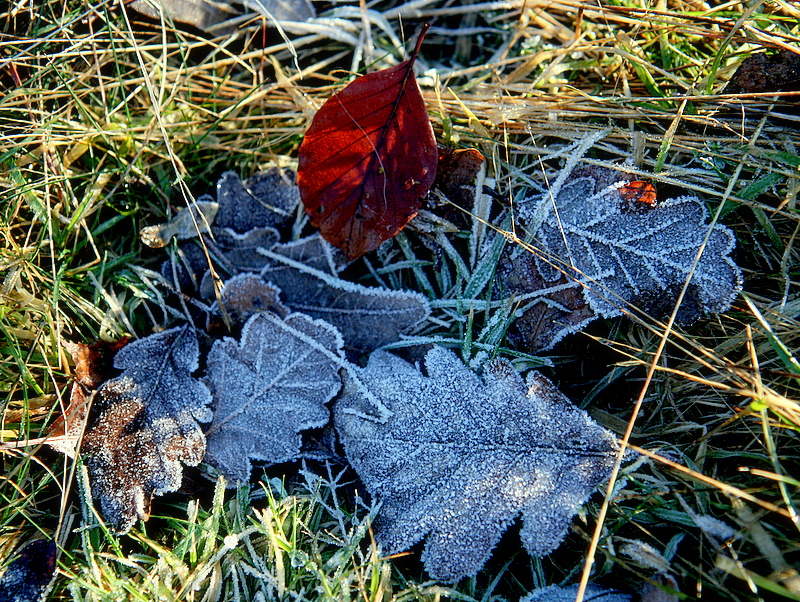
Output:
[{"xmin": 297, "ymin": 25, "xmax": 438, "ymax": 260}]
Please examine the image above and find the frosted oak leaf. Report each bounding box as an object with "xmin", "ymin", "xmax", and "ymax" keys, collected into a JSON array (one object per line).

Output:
[
  {"xmin": 502, "ymin": 141, "xmax": 742, "ymax": 350},
  {"xmin": 334, "ymin": 346, "xmax": 619, "ymax": 582},
  {"xmin": 203, "ymin": 312, "xmax": 344, "ymax": 484},
  {"xmin": 82, "ymin": 326, "xmax": 212, "ymax": 533},
  {"xmin": 260, "ymin": 243, "xmax": 430, "ymax": 353}
]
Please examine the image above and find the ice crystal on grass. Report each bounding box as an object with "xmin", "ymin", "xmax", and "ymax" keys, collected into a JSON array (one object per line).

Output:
[
  {"xmin": 82, "ymin": 325, "xmax": 212, "ymax": 533},
  {"xmin": 203, "ymin": 312, "xmax": 344, "ymax": 484},
  {"xmin": 334, "ymin": 346, "xmax": 619, "ymax": 582}
]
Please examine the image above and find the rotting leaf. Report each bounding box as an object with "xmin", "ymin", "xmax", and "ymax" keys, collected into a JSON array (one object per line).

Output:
[
  {"xmin": 334, "ymin": 346, "xmax": 619, "ymax": 582},
  {"xmin": 724, "ymin": 49, "xmax": 800, "ymax": 94},
  {"xmin": 502, "ymin": 141, "xmax": 742, "ymax": 350},
  {"xmin": 260, "ymin": 244, "xmax": 430, "ymax": 353},
  {"xmin": 203, "ymin": 312, "xmax": 344, "ymax": 485},
  {"xmin": 48, "ymin": 338, "xmax": 131, "ymax": 457},
  {"xmin": 82, "ymin": 325, "xmax": 212, "ymax": 533},
  {"xmin": 297, "ymin": 25, "xmax": 438, "ymax": 260}
]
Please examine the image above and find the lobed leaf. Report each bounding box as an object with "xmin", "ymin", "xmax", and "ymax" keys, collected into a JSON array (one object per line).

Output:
[
  {"xmin": 82, "ymin": 325, "xmax": 212, "ymax": 533},
  {"xmin": 334, "ymin": 346, "xmax": 619, "ymax": 582},
  {"xmin": 203, "ymin": 312, "xmax": 344, "ymax": 485}
]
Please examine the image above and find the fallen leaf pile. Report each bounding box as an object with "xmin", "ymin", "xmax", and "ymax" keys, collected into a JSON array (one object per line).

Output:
[{"xmin": 55, "ymin": 122, "xmax": 742, "ymax": 582}]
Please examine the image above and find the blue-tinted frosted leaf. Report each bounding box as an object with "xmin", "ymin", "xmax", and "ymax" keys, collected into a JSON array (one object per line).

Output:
[
  {"xmin": 215, "ymin": 168, "xmax": 299, "ymax": 233},
  {"xmin": 204, "ymin": 312, "xmax": 344, "ymax": 485},
  {"xmin": 521, "ymin": 584, "xmax": 631, "ymax": 602},
  {"xmin": 516, "ymin": 163, "xmax": 742, "ymax": 320},
  {"xmin": 260, "ymin": 245, "xmax": 430, "ymax": 353},
  {"xmin": 335, "ymin": 346, "xmax": 619, "ymax": 582},
  {"xmin": 503, "ymin": 138, "xmax": 742, "ymax": 350}
]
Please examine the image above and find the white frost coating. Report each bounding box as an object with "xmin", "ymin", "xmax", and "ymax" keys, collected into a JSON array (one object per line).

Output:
[
  {"xmin": 334, "ymin": 346, "xmax": 619, "ymax": 582},
  {"xmin": 258, "ymin": 245, "xmax": 431, "ymax": 353},
  {"xmin": 203, "ymin": 312, "xmax": 344, "ymax": 485}
]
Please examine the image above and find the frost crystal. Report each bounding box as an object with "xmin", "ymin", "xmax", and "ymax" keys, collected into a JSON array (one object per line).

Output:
[
  {"xmin": 335, "ymin": 346, "xmax": 619, "ymax": 582},
  {"xmin": 203, "ymin": 312, "xmax": 344, "ymax": 484},
  {"xmin": 82, "ymin": 326, "xmax": 212, "ymax": 533}
]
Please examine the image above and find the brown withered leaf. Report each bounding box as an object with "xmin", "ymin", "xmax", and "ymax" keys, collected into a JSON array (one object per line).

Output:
[
  {"xmin": 724, "ymin": 49, "xmax": 800, "ymax": 94},
  {"xmin": 48, "ymin": 339, "xmax": 131, "ymax": 457},
  {"xmin": 82, "ymin": 325, "xmax": 212, "ymax": 533}
]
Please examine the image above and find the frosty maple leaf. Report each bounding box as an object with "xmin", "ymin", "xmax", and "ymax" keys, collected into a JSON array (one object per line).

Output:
[
  {"xmin": 203, "ymin": 312, "xmax": 344, "ymax": 484},
  {"xmin": 82, "ymin": 325, "xmax": 212, "ymax": 533},
  {"xmin": 334, "ymin": 346, "xmax": 619, "ymax": 582},
  {"xmin": 502, "ymin": 135, "xmax": 742, "ymax": 350}
]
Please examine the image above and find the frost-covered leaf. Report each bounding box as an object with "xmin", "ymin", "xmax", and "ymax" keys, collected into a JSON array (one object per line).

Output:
[
  {"xmin": 498, "ymin": 251, "xmax": 596, "ymax": 352},
  {"xmin": 203, "ymin": 312, "xmax": 344, "ymax": 485},
  {"xmin": 140, "ymin": 199, "xmax": 218, "ymax": 248},
  {"xmin": 503, "ymin": 148, "xmax": 742, "ymax": 349},
  {"xmin": 268, "ymin": 233, "xmax": 348, "ymax": 275},
  {"xmin": 215, "ymin": 169, "xmax": 300, "ymax": 233},
  {"xmin": 334, "ymin": 346, "xmax": 619, "ymax": 582},
  {"xmin": 191, "ymin": 226, "xmax": 280, "ymax": 300},
  {"xmin": 516, "ymin": 162, "xmax": 741, "ymax": 318},
  {"xmin": 82, "ymin": 326, "xmax": 212, "ymax": 533},
  {"xmin": 212, "ymin": 273, "xmax": 288, "ymax": 326},
  {"xmin": 260, "ymin": 244, "xmax": 430, "ymax": 353},
  {"xmin": 211, "ymin": 226, "xmax": 280, "ymax": 273},
  {"xmin": 521, "ymin": 584, "xmax": 631, "ymax": 602}
]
